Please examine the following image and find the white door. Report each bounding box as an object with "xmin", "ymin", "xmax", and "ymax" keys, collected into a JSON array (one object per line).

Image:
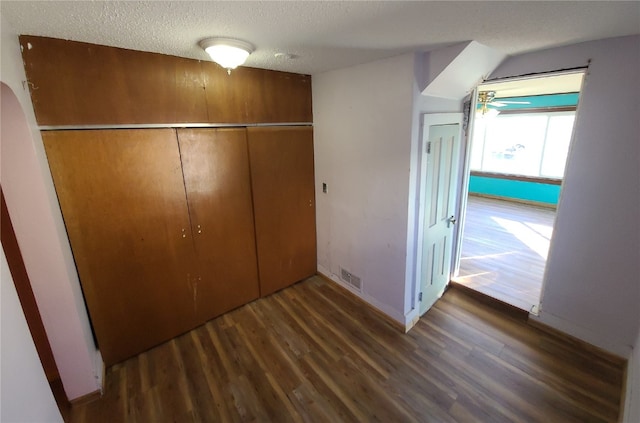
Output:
[{"xmin": 418, "ymin": 118, "xmax": 463, "ymax": 315}]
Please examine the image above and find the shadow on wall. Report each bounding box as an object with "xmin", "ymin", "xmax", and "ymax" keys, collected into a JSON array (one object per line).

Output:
[{"xmin": 1, "ymin": 81, "xmax": 64, "ymax": 423}]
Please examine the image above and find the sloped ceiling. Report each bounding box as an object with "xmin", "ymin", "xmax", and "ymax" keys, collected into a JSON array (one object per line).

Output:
[
  {"xmin": 1, "ymin": 1, "xmax": 639, "ymax": 75},
  {"xmin": 422, "ymin": 41, "xmax": 506, "ymax": 100}
]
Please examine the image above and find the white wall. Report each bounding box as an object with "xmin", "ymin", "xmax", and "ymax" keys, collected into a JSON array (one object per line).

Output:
[
  {"xmin": 313, "ymin": 45, "xmax": 503, "ymax": 326},
  {"xmin": 313, "ymin": 53, "xmax": 416, "ymax": 322},
  {"xmin": 313, "ymin": 40, "xmax": 506, "ymax": 326},
  {"xmin": 0, "ymin": 15, "xmax": 102, "ymax": 399},
  {"xmin": 490, "ymin": 35, "xmax": 640, "ymax": 357},
  {"xmin": 1, "ymin": 249, "xmax": 63, "ymax": 422}
]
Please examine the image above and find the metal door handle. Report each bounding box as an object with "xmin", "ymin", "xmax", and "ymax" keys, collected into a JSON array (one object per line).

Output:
[{"xmin": 447, "ymin": 216, "xmax": 456, "ymax": 227}]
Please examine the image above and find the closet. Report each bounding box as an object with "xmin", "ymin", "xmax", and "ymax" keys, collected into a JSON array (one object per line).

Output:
[
  {"xmin": 23, "ymin": 35, "xmax": 316, "ymax": 366},
  {"xmin": 43, "ymin": 126, "xmax": 315, "ymax": 365}
]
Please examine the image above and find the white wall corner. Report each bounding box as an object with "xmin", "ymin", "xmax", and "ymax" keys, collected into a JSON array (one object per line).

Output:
[
  {"xmin": 421, "ymin": 41, "xmax": 507, "ymax": 100},
  {"xmin": 318, "ymin": 266, "xmax": 405, "ymax": 326},
  {"xmin": 313, "ymin": 53, "xmax": 415, "ymax": 323}
]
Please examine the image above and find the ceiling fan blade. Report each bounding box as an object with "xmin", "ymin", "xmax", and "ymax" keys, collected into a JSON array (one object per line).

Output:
[{"xmin": 496, "ymin": 100, "xmax": 531, "ymax": 104}]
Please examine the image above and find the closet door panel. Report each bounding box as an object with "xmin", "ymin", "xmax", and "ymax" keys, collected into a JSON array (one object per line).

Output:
[
  {"xmin": 21, "ymin": 36, "xmax": 209, "ymax": 125},
  {"xmin": 201, "ymin": 62, "xmax": 312, "ymax": 124},
  {"xmin": 177, "ymin": 128, "xmax": 260, "ymax": 321},
  {"xmin": 247, "ymin": 127, "xmax": 317, "ymax": 296},
  {"xmin": 43, "ymin": 129, "xmax": 196, "ymax": 366}
]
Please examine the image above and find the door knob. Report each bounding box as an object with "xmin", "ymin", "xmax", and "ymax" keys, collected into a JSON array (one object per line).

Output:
[{"xmin": 447, "ymin": 216, "xmax": 456, "ymax": 227}]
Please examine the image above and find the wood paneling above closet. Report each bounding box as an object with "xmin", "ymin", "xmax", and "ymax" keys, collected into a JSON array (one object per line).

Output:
[
  {"xmin": 202, "ymin": 64, "xmax": 312, "ymax": 124},
  {"xmin": 20, "ymin": 36, "xmax": 312, "ymax": 126},
  {"xmin": 21, "ymin": 37, "xmax": 208, "ymax": 125}
]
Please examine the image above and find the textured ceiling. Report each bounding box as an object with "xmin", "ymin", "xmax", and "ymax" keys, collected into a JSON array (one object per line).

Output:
[{"xmin": 2, "ymin": 1, "xmax": 639, "ymax": 75}]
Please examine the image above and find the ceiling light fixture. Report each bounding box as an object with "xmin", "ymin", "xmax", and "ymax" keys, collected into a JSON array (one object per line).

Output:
[{"xmin": 199, "ymin": 37, "xmax": 254, "ymax": 74}]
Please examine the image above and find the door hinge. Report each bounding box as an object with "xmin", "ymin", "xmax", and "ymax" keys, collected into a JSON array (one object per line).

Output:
[
  {"xmin": 418, "ymin": 292, "xmax": 423, "ymax": 302},
  {"xmin": 426, "ymin": 142, "xmax": 431, "ymax": 154}
]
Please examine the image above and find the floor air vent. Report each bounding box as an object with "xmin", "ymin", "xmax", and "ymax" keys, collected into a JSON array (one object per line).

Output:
[{"xmin": 340, "ymin": 267, "xmax": 362, "ymax": 291}]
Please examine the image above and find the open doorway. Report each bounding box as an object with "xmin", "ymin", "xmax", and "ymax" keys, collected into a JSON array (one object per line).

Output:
[{"xmin": 453, "ymin": 71, "xmax": 585, "ymax": 312}]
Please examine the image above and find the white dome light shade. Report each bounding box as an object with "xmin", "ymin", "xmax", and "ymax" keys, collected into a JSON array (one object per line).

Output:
[{"xmin": 199, "ymin": 38, "xmax": 254, "ymax": 71}]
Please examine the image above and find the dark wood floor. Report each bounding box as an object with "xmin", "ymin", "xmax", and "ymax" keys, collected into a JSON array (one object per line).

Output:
[
  {"xmin": 454, "ymin": 195, "xmax": 556, "ymax": 312},
  {"xmin": 67, "ymin": 275, "xmax": 624, "ymax": 422}
]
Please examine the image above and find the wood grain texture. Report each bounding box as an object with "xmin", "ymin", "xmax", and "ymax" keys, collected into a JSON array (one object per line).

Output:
[
  {"xmin": 247, "ymin": 126, "xmax": 317, "ymax": 296},
  {"xmin": 177, "ymin": 128, "xmax": 260, "ymax": 322},
  {"xmin": 241, "ymin": 66, "xmax": 312, "ymax": 123},
  {"xmin": 43, "ymin": 129, "xmax": 198, "ymax": 366},
  {"xmin": 1, "ymin": 188, "xmax": 60, "ymax": 382},
  {"xmin": 202, "ymin": 63, "xmax": 312, "ymax": 123},
  {"xmin": 68, "ymin": 276, "xmax": 625, "ymax": 422},
  {"xmin": 21, "ymin": 36, "xmax": 208, "ymax": 125},
  {"xmin": 20, "ymin": 36, "xmax": 312, "ymax": 126},
  {"xmin": 454, "ymin": 195, "xmax": 554, "ymax": 311}
]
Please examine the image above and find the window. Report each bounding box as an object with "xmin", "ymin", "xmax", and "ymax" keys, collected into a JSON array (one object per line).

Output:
[{"xmin": 470, "ymin": 111, "xmax": 575, "ymax": 179}]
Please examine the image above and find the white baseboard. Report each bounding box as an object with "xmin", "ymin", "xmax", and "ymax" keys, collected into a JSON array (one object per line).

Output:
[
  {"xmin": 94, "ymin": 349, "xmax": 104, "ymax": 394},
  {"xmin": 317, "ymin": 266, "xmax": 406, "ymax": 326},
  {"xmin": 530, "ymin": 311, "xmax": 631, "ymax": 358},
  {"xmin": 622, "ymin": 348, "xmax": 635, "ymax": 423},
  {"xmin": 404, "ymin": 309, "xmax": 420, "ymax": 332}
]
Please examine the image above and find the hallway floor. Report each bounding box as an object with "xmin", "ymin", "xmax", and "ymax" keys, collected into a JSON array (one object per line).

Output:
[{"xmin": 454, "ymin": 195, "xmax": 556, "ymax": 312}]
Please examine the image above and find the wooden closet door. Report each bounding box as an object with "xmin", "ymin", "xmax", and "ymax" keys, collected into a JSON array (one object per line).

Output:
[
  {"xmin": 247, "ymin": 126, "xmax": 317, "ymax": 296},
  {"xmin": 177, "ymin": 129, "xmax": 260, "ymax": 322},
  {"xmin": 43, "ymin": 129, "xmax": 197, "ymax": 366}
]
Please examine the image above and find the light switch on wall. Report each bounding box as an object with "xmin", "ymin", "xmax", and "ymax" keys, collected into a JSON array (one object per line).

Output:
[{"xmin": 322, "ymin": 182, "xmax": 328, "ymax": 193}]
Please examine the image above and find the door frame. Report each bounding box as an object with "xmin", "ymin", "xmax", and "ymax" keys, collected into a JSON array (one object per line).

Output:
[
  {"xmin": 452, "ymin": 70, "xmax": 587, "ymax": 314},
  {"xmin": 452, "ymin": 90, "xmax": 479, "ymax": 276},
  {"xmin": 412, "ymin": 112, "xmax": 464, "ymax": 317}
]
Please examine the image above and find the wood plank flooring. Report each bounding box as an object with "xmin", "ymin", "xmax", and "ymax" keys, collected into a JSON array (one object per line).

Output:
[
  {"xmin": 454, "ymin": 195, "xmax": 556, "ymax": 312},
  {"xmin": 68, "ymin": 275, "xmax": 624, "ymax": 422}
]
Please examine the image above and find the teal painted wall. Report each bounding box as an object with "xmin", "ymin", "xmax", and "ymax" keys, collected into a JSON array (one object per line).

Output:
[
  {"xmin": 477, "ymin": 92, "xmax": 579, "ymax": 112},
  {"xmin": 470, "ymin": 92, "xmax": 574, "ymax": 205},
  {"xmin": 469, "ymin": 175, "xmax": 561, "ymax": 205}
]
